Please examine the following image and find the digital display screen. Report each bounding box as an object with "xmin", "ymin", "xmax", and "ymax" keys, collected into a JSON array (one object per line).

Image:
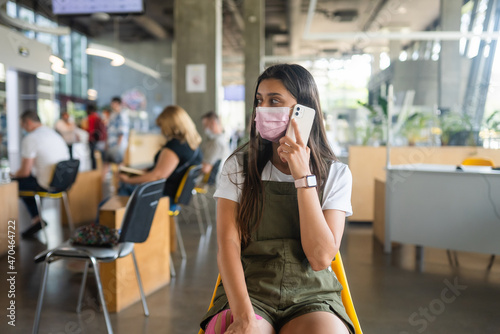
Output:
[{"xmin": 52, "ymin": 0, "xmax": 144, "ymax": 15}]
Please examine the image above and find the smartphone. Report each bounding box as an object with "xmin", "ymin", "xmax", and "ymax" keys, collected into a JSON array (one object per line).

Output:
[{"xmin": 285, "ymin": 104, "xmax": 316, "ymax": 143}]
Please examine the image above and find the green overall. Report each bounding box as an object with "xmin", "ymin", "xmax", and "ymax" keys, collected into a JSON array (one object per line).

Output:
[{"xmin": 201, "ymin": 181, "xmax": 354, "ymax": 333}]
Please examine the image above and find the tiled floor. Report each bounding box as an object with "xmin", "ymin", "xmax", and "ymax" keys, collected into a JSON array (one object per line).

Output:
[{"xmin": 1, "ymin": 192, "xmax": 500, "ymax": 334}]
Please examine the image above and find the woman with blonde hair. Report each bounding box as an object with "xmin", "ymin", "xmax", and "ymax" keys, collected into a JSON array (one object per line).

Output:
[{"xmin": 118, "ymin": 105, "xmax": 202, "ymax": 198}]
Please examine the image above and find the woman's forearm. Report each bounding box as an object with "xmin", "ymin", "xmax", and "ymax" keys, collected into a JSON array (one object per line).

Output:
[
  {"xmin": 297, "ymin": 187, "xmax": 339, "ymax": 270},
  {"xmin": 125, "ymin": 171, "xmax": 162, "ymax": 184},
  {"xmin": 217, "ymin": 241, "xmax": 255, "ymax": 321}
]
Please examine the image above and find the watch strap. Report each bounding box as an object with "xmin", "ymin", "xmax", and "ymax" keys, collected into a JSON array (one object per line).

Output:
[{"xmin": 294, "ymin": 175, "xmax": 317, "ymax": 188}]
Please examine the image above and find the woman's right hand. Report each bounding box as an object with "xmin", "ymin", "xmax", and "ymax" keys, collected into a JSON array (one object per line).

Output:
[
  {"xmin": 118, "ymin": 172, "xmax": 130, "ymax": 183},
  {"xmin": 225, "ymin": 317, "xmax": 261, "ymax": 334}
]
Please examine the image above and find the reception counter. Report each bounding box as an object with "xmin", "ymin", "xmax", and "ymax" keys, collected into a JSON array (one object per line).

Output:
[
  {"xmin": 349, "ymin": 146, "xmax": 500, "ymax": 222},
  {"xmin": 382, "ymin": 164, "xmax": 500, "ymax": 254},
  {"xmin": 98, "ymin": 195, "xmax": 171, "ymax": 312}
]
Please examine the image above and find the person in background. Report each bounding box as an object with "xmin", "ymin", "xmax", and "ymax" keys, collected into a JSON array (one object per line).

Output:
[
  {"xmin": 201, "ymin": 111, "xmax": 229, "ymax": 175},
  {"xmin": 86, "ymin": 104, "xmax": 107, "ymax": 169},
  {"xmin": 14, "ymin": 110, "xmax": 70, "ymax": 238},
  {"xmin": 118, "ymin": 105, "xmax": 202, "ymax": 199},
  {"xmin": 55, "ymin": 110, "xmax": 78, "ymax": 159},
  {"xmin": 104, "ymin": 96, "xmax": 129, "ymax": 164},
  {"xmin": 101, "ymin": 107, "xmax": 111, "ymax": 127}
]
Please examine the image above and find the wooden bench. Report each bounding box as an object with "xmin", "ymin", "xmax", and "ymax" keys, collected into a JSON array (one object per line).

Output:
[{"xmin": 98, "ymin": 195, "xmax": 171, "ymax": 312}]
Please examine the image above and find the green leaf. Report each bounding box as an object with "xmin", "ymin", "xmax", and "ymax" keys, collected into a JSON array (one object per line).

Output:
[{"xmin": 378, "ymin": 96, "xmax": 388, "ymax": 117}]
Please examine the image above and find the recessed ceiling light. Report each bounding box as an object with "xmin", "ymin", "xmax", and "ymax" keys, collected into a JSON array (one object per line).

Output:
[{"xmin": 398, "ymin": 7, "xmax": 407, "ymax": 14}]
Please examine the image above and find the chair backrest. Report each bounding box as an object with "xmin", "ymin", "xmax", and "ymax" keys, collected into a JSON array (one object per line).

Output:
[
  {"xmin": 119, "ymin": 179, "xmax": 166, "ymax": 243},
  {"xmin": 331, "ymin": 252, "xmax": 363, "ymax": 334},
  {"xmin": 49, "ymin": 159, "xmax": 80, "ymax": 192},
  {"xmin": 461, "ymin": 157, "xmax": 495, "ymax": 167},
  {"xmin": 206, "ymin": 159, "xmax": 222, "ymax": 186},
  {"xmin": 198, "ymin": 251, "xmax": 363, "ymax": 334},
  {"xmin": 174, "ymin": 164, "xmax": 203, "ymax": 205}
]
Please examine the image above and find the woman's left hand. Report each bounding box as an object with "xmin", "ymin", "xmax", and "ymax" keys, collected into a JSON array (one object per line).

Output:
[{"xmin": 277, "ymin": 119, "xmax": 311, "ymax": 180}]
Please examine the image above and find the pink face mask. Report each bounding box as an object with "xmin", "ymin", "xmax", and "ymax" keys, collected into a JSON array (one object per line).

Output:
[{"xmin": 255, "ymin": 107, "xmax": 291, "ymax": 142}]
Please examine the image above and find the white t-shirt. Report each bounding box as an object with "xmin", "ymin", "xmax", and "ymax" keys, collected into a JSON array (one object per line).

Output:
[
  {"xmin": 21, "ymin": 126, "xmax": 71, "ymax": 189},
  {"xmin": 214, "ymin": 153, "xmax": 353, "ymax": 216}
]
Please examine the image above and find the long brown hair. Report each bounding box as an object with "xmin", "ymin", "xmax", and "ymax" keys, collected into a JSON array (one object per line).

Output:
[
  {"xmin": 156, "ymin": 105, "xmax": 202, "ymax": 150},
  {"xmin": 233, "ymin": 64, "xmax": 337, "ymax": 248}
]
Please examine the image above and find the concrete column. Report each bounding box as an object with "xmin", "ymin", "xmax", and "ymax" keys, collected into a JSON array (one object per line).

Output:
[
  {"xmin": 244, "ymin": 0, "xmax": 265, "ymax": 122},
  {"xmin": 174, "ymin": 0, "xmax": 222, "ymax": 133},
  {"xmin": 372, "ymin": 52, "xmax": 380, "ymax": 74},
  {"xmin": 389, "ymin": 40, "xmax": 401, "ymax": 62},
  {"xmin": 439, "ymin": 0, "xmax": 462, "ymax": 111}
]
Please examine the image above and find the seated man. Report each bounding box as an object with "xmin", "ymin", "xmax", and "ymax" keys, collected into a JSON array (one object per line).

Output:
[
  {"xmin": 13, "ymin": 110, "xmax": 70, "ymax": 238},
  {"xmin": 200, "ymin": 111, "xmax": 229, "ymax": 175}
]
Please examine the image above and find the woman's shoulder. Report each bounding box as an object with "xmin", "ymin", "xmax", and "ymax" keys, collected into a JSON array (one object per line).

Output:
[
  {"xmin": 329, "ymin": 160, "xmax": 349, "ymax": 172},
  {"xmin": 165, "ymin": 138, "xmax": 184, "ymax": 149},
  {"xmin": 326, "ymin": 160, "xmax": 352, "ymax": 180},
  {"xmin": 222, "ymin": 152, "xmax": 245, "ymax": 173}
]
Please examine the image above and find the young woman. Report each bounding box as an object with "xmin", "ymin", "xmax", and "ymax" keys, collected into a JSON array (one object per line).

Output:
[
  {"xmin": 200, "ymin": 64, "xmax": 354, "ymax": 334},
  {"xmin": 118, "ymin": 105, "xmax": 202, "ymax": 199}
]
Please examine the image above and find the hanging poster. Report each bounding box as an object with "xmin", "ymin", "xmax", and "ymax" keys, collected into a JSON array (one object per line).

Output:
[{"xmin": 186, "ymin": 64, "xmax": 206, "ymax": 93}]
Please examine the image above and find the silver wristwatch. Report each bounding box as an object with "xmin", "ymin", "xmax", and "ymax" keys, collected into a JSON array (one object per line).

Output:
[{"xmin": 294, "ymin": 175, "xmax": 317, "ymax": 188}]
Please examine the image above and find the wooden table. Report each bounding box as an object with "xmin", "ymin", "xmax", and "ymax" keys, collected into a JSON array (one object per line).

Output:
[
  {"xmin": 0, "ymin": 181, "xmax": 19, "ymax": 256},
  {"xmin": 98, "ymin": 195, "xmax": 171, "ymax": 312}
]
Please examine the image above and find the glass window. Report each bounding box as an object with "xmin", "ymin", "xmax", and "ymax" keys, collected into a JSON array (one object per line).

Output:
[
  {"xmin": 6, "ymin": 1, "xmax": 16, "ymax": 17},
  {"xmin": 18, "ymin": 6, "xmax": 35, "ymax": 39},
  {"xmin": 380, "ymin": 52, "xmax": 390, "ymax": 70},
  {"xmin": 35, "ymin": 14, "xmax": 59, "ymax": 53},
  {"xmin": 468, "ymin": 0, "xmax": 489, "ymax": 58},
  {"xmin": 0, "ymin": 63, "xmax": 5, "ymax": 82}
]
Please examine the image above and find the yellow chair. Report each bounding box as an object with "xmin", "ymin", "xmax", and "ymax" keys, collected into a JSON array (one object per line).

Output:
[
  {"xmin": 198, "ymin": 252, "xmax": 363, "ymax": 334},
  {"xmin": 168, "ymin": 165, "xmax": 203, "ymax": 275},
  {"xmin": 461, "ymin": 157, "xmax": 495, "ymax": 167},
  {"xmin": 19, "ymin": 160, "xmax": 80, "ymax": 243}
]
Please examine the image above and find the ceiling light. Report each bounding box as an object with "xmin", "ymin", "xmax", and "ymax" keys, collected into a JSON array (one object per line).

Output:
[
  {"xmin": 36, "ymin": 72, "xmax": 54, "ymax": 81},
  {"xmin": 49, "ymin": 55, "xmax": 68, "ymax": 75},
  {"xmin": 124, "ymin": 58, "xmax": 161, "ymax": 79},
  {"xmin": 86, "ymin": 43, "xmax": 125, "ymax": 67},
  {"xmin": 398, "ymin": 7, "xmax": 407, "ymax": 14},
  {"xmin": 51, "ymin": 65, "xmax": 68, "ymax": 75},
  {"xmin": 86, "ymin": 44, "xmax": 161, "ymax": 78},
  {"xmin": 49, "ymin": 55, "xmax": 64, "ymax": 67},
  {"xmin": 87, "ymin": 88, "xmax": 98, "ymax": 100}
]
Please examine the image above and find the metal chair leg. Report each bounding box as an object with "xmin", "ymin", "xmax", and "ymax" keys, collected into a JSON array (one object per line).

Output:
[
  {"xmin": 200, "ymin": 193, "xmax": 213, "ymax": 229},
  {"xmin": 169, "ymin": 254, "xmax": 176, "ymax": 277},
  {"xmin": 131, "ymin": 250, "xmax": 150, "ymax": 317},
  {"xmin": 62, "ymin": 191, "xmax": 75, "ymax": 232},
  {"xmin": 174, "ymin": 217, "xmax": 187, "ymax": 259},
  {"xmin": 487, "ymin": 254, "xmax": 495, "ymax": 271},
  {"xmin": 34, "ymin": 194, "xmax": 49, "ymax": 245},
  {"xmin": 32, "ymin": 260, "xmax": 50, "ymax": 334},
  {"xmin": 453, "ymin": 251, "xmax": 460, "ymax": 267},
  {"xmin": 76, "ymin": 260, "xmax": 89, "ymax": 313},
  {"xmin": 193, "ymin": 194, "xmax": 206, "ymax": 235},
  {"xmin": 446, "ymin": 250, "xmax": 454, "ymax": 267},
  {"xmin": 89, "ymin": 257, "xmax": 113, "ymax": 334},
  {"xmin": 416, "ymin": 245, "xmax": 424, "ymax": 272}
]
